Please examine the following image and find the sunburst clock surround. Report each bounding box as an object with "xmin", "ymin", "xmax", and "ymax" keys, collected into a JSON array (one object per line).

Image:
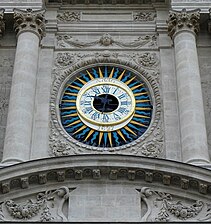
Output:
[{"xmin": 60, "ymin": 65, "xmax": 153, "ymax": 148}]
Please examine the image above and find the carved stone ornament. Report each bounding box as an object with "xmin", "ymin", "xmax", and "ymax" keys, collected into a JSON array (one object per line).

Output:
[
  {"xmin": 49, "ymin": 52, "xmax": 163, "ymax": 157},
  {"xmin": 56, "ymin": 33, "xmax": 157, "ymax": 49},
  {"xmin": 139, "ymin": 187, "xmax": 211, "ymax": 222},
  {"xmin": 0, "ymin": 186, "xmax": 71, "ymax": 222},
  {"xmin": 57, "ymin": 11, "xmax": 80, "ymax": 22},
  {"xmin": 133, "ymin": 11, "xmax": 156, "ymax": 22},
  {"xmin": 0, "ymin": 9, "xmax": 5, "ymax": 36},
  {"xmin": 167, "ymin": 8, "xmax": 200, "ymax": 39},
  {"xmin": 13, "ymin": 8, "xmax": 47, "ymax": 40}
]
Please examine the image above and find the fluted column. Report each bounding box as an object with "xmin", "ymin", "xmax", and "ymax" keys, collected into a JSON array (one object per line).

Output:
[
  {"xmin": 167, "ymin": 9, "xmax": 210, "ymax": 164},
  {"xmin": 2, "ymin": 9, "xmax": 46, "ymax": 164},
  {"xmin": 0, "ymin": 9, "xmax": 5, "ymax": 37}
]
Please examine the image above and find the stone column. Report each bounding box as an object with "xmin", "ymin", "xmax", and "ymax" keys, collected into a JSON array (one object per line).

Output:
[
  {"xmin": 0, "ymin": 9, "xmax": 5, "ymax": 37},
  {"xmin": 167, "ymin": 9, "xmax": 210, "ymax": 164},
  {"xmin": 2, "ymin": 9, "xmax": 46, "ymax": 164}
]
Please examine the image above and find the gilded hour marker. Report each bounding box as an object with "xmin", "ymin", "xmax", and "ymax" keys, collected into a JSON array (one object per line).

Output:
[
  {"xmin": 109, "ymin": 67, "xmax": 115, "ymax": 78},
  {"xmin": 65, "ymin": 119, "xmax": 81, "ymax": 127},
  {"xmin": 77, "ymin": 77, "xmax": 87, "ymax": 85},
  {"xmin": 62, "ymin": 113, "xmax": 78, "ymax": 118},
  {"xmin": 67, "ymin": 84, "xmax": 81, "ymax": 90},
  {"xmin": 117, "ymin": 69, "xmax": 126, "ymax": 81},
  {"xmin": 86, "ymin": 70, "xmax": 94, "ymax": 80},
  {"xmin": 136, "ymin": 100, "xmax": 150, "ymax": 103},
  {"xmin": 99, "ymin": 67, "xmax": 104, "ymax": 78},
  {"xmin": 125, "ymin": 76, "xmax": 135, "ymax": 85},
  {"xmin": 130, "ymin": 83, "xmax": 144, "ymax": 91},
  {"xmin": 73, "ymin": 125, "xmax": 87, "ymax": 135}
]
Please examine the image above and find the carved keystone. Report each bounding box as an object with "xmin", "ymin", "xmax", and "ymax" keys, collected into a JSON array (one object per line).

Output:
[
  {"xmin": 74, "ymin": 170, "xmax": 83, "ymax": 180},
  {"xmin": 21, "ymin": 177, "xmax": 29, "ymax": 189},
  {"xmin": 39, "ymin": 173, "xmax": 47, "ymax": 184},
  {"xmin": 181, "ymin": 178, "xmax": 189, "ymax": 189},
  {"xmin": 57, "ymin": 171, "xmax": 65, "ymax": 182},
  {"xmin": 0, "ymin": 9, "xmax": 5, "ymax": 36},
  {"xmin": 128, "ymin": 170, "xmax": 136, "ymax": 181},
  {"xmin": 145, "ymin": 172, "xmax": 153, "ymax": 182},
  {"xmin": 163, "ymin": 175, "xmax": 171, "ymax": 185},
  {"xmin": 2, "ymin": 182, "xmax": 10, "ymax": 194},
  {"xmin": 92, "ymin": 169, "xmax": 101, "ymax": 179},
  {"xmin": 13, "ymin": 8, "xmax": 47, "ymax": 40},
  {"xmin": 167, "ymin": 8, "xmax": 200, "ymax": 39},
  {"xmin": 199, "ymin": 183, "xmax": 208, "ymax": 194},
  {"xmin": 109, "ymin": 169, "xmax": 118, "ymax": 180}
]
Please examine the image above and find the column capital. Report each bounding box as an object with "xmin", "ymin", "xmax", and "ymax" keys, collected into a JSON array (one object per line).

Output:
[
  {"xmin": 167, "ymin": 8, "xmax": 200, "ymax": 39},
  {"xmin": 13, "ymin": 8, "xmax": 47, "ymax": 40},
  {"xmin": 0, "ymin": 9, "xmax": 5, "ymax": 36}
]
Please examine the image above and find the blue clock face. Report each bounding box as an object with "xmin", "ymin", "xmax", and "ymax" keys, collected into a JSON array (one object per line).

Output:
[{"xmin": 60, "ymin": 65, "xmax": 153, "ymax": 148}]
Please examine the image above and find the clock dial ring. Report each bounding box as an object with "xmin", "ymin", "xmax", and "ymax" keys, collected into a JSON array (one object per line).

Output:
[
  {"xmin": 76, "ymin": 78, "xmax": 136, "ymax": 128},
  {"xmin": 60, "ymin": 65, "xmax": 153, "ymax": 148}
]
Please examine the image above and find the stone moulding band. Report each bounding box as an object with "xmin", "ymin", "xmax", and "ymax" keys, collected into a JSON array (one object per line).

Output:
[{"xmin": 0, "ymin": 155, "xmax": 210, "ymax": 195}]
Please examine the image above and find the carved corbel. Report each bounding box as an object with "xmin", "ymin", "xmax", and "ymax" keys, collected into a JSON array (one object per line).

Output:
[
  {"xmin": 0, "ymin": 9, "xmax": 5, "ymax": 36},
  {"xmin": 13, "ymin": 8, "xmax": 47, "ymax": 40},
  {"xmin": 167, "ymin": 8, "xmax": 201, "ymax": 39}
]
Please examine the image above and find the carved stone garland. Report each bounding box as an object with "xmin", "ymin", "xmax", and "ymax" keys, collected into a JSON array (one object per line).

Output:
[
  {"xmin": 49, "ymin": 52, "xmax": 163, "ymax": 157},
  {"xmin": 56, "ymin": 33, "xmax": 157, "ymax": 49},
  {"xmin": 0, "ymin": 9, "xmax": 5, "ymax": 36},
  {"xmin": 167, "ymin": 8, "xmax": 200, "ymax": 39},
  {"xmin": 0, "ymin": 187, "xmax": 70, "ymax": 222},
  {"xmin": 140, "ymin": 187, "xmax": 211, "ymax": 222},
  {"xmin": 13, "ymin": 8, "xmax": 47, "ymax": 40}
]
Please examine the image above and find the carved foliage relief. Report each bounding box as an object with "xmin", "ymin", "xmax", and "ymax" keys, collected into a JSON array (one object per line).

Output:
[
  {"xmin": 133, "ymin": 12, "xmax": 156, "ymax": 22},
  {"xmin": 0, "ymin": 187, "xmax": 71, "ymax": 222},
  {"xmin": 140, "ymin": 187, "xmax": 211, "ymax": 222},
  {"xmin": 49, "ymin": 48, "xmax": 163, "ymax": 157},
  {"xmin": 57, "ymin": 11, "xmax": 81, "ymax": 22}
]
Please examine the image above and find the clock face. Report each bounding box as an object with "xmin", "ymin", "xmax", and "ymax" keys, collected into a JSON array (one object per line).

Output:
[{"xmin": 60, "ymin": 65, "xmax": 153, "ymax": 148}]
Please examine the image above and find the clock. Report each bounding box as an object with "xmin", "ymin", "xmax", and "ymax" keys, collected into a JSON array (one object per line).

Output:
[{"xmin": 60, "ymin": 65, "xmax": 153, "ymax": 148}]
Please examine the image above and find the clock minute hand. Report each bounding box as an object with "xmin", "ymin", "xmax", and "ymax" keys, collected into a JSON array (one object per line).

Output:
[{"xmin": 101, "ymin": 94, "xmax": 108, "ymax": 113}]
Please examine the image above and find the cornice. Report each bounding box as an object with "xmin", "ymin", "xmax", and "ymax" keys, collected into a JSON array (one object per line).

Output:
[{"xmin": 0, "ymin": 155, "xmax": 211, "ymax": 195}]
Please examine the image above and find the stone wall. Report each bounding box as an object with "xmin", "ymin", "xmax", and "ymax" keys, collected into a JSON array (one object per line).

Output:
[
  {"xmin": 0, "ymin": 49, "xmax": 15, "ymax": 160},
  {"xmin": 199, "ymin": 48, "xmax": 211, "ymax": 157}
]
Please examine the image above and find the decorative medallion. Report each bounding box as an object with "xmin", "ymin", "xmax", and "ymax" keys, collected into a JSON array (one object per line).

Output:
[{"xmin": 59, "ymin": 65, "xmax": 153, "ymax": 148}]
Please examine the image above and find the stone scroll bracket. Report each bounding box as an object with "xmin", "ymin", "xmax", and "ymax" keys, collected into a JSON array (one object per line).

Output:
[
  {"xmin": 0, "ymin": 186, "xmax": 75, "ymax": 222},
  {"xmin": 139, "ymin": 187, "xmax": 211, "ymax": 222}
]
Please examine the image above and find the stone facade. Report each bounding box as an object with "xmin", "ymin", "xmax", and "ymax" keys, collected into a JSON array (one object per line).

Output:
[{"xmin": 0, "ymin": 0, "xmax": 211, "ymax": 222}]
